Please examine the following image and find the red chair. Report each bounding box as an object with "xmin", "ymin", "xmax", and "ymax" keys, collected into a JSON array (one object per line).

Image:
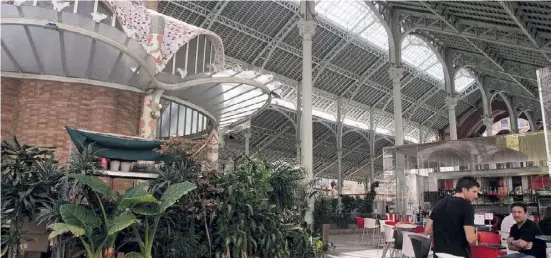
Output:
[
  {"xmin": 470, "ymin": 245, "xmax": 499, "ymax": 258},
  {"xmin": 385, "ymin": 221, "xmax": 398, "ymax": 226},
  {"xmin": 354, "ymin": 217, "xmax": 364, "ymax": 234},
  {"xmin": 477, "ymin": 232, "xmax": 501, "ymax": 245}
]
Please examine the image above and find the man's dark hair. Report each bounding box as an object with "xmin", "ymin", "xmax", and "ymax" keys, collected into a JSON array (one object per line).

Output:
[
  {"xmin": 454, "ymin": 176, "xmax": 480, "ymax": 193},
  {"xmin": 511, "ymin": 202, "xmax": 527, "ymax": 213}
]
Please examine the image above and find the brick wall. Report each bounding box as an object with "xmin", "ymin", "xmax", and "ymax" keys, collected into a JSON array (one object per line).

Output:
[
  {"xmin": 1, "ymin": 78, "xmax": 144, "ymax": 162},
  {"xmin": 1, "ymin": 78, "xmax": 20, "ymax": 138}
]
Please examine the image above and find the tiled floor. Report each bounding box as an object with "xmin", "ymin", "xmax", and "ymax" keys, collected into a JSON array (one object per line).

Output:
[{"xmin": 327, "ymin": 233, "xmax": 391, "ymax": 258}]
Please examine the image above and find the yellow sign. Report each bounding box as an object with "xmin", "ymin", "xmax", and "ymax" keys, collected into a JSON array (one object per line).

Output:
[{"xmin": 506, "ymin": 135, "xmax": 520, "ymax": 151}]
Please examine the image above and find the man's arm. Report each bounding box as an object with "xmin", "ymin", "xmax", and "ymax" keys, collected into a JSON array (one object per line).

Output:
[
  {"xmin": 508, "ymin": 237, "xmax": 531, "ymax": 249},
  {"xmin": 506, "ymin": 237, "xmax": 521, "ymax": 251},
  {"xmin": 424, "ymin": 219, "xmax": 433, "ymax": 235},
  {"xmin": 463, "ymin": 203, "xmax": 477, "ymax": 244}
]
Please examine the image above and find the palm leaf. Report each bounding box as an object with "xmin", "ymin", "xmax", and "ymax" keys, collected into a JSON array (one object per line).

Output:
[
  {"xmin": 70, "ymin": 174, "xmax": 116, "ymax": 198},
  {"xmin": 59, "ymin": 204, "xmax": 101, "ymax": 230},
  {"xmin": 159, "ymin": 181, "xmax": 197, "ymax": 213},
  {"xmin": 48, "ymin": 223, "xmax": 85, "ymax": 239}
]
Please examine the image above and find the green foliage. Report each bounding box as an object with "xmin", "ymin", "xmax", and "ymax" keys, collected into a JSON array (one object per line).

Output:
[
  {"xmin": 1, "ymin": 137, "xmax": 61, "ymax": 258},
  {"xmin": 50, "ymin": 173, "xmax": 196, "ymax": 258},
  {"xmin": 358, "ymin": 181, "xmax": 380, "ymax": 214},
  {"xmin": 3, "ymin": 137, "xmax": 329, "ymax": 258}
]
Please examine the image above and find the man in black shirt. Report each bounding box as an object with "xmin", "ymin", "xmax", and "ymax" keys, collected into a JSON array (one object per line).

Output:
[
  {"xmin": 425, "ymin": 176, "xmax": 480, "ymax": 258},
  {"xmin": 501, "ymin": 202, "xmax": 546, "ymax": 258}
]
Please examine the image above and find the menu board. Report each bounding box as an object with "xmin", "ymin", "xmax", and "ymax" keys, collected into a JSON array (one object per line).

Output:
[{"xmin": 474, "ymin": 214, "xmax": 486, "ymax": 226}]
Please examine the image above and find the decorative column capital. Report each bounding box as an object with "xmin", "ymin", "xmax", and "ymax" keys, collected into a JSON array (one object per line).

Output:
[
  {"xmin": 388, "ymin": 66, "xmax": 405, "ymax": 84},
  {"xmin": 445, "ymin": 96, "xmax": 458, "ymax": 110},
  {"xmin": 298, "ymin": 20, "xmax": 316, "ymax": 40},
  {"xmin": 481, "ymin": 115, "xmax": 494, "ymax": 125}
]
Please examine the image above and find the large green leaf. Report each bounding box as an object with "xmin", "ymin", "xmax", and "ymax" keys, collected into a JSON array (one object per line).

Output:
[
  {"xmin": 70, "ymin": 174, "xmax": 116, "ymax": 198},
  {"xmin": 159, "ymin": 181, "xmax": 197, "ymax": 213},
  {"xmin": 47, "ymin": 223, "xmax": 85, "ymax": 239},
  {"xmin": 131, "ymin": 204, "xmax": 160, "ymax": 216},
  {"xmin": 60, "ymin": 204, "xmax": 101, "ymax": 230},
  {"xmin": 124, "ymin": 252, "xmax": 143, "ymax": 258},
  {"xmin": 107, "ymin": 211, "xmax": 136, "ymax": 235},
  {"xmin": 118, "ymin": 194, "xmax": 158, "ymax": 211},
  {"xmin": 118, "ymin": 184, "xmax": 158, "ymax": 211}
]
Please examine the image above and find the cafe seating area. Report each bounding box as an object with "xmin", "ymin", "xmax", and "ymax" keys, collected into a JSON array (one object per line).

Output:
[{"xmin": 332, "ymin": 215, "xmax": 551, "ymax": 258}]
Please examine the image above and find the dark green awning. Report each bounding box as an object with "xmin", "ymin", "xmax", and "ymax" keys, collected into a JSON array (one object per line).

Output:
[{"xmin": 65, "ymin": 127, "xmax": 168, "ymax": 161}]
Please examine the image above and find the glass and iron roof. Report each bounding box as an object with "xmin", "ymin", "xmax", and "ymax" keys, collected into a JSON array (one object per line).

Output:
[{"xmin": 158, "ymin": 0, "xmax": 549, "ymax": 181}]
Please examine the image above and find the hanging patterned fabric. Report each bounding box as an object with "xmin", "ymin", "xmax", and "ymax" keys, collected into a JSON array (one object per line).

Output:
[{"xmin": 106, "ymin": 0, "xmax": 225, "ymax": 73}]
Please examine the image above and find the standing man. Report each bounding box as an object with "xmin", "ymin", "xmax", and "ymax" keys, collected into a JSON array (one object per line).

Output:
[
  {"xmin": 425, "ymin": 176, "xmax": 480, "ymax": 258},
  {"xmin": 501, "ymin": 203, "xmax": 546, "ymax": 258}
]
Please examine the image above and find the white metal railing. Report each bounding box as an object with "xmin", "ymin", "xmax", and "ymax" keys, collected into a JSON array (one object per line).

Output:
[{"xmin": 16, "ymin": 0, "xmax": 120, "ymax": 28}]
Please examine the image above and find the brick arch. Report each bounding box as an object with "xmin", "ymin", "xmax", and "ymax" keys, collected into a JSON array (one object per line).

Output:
[{"xmin": 456, "ymin": 102, "xmax": 509, "ymax": 139}]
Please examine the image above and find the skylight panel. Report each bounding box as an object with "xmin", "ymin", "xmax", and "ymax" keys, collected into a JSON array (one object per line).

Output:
[
  {"xmin": 316, "ymin": 0, "xmax": 389, "ymax": 51},
  {"xmin": 454, "ymin": 68, "xmax": 475, "ymax": 92},
  {"xmin": 316, "ymin": 1, "xmax": 366, "ymax": 31},
  {"xmin": 402, "ymin": 35, "xmax": 445, "ymax": 82}
]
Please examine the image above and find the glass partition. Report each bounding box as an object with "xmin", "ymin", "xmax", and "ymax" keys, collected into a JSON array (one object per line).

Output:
[{"xmin": 383, "ymin": 132, "xmax": 551, "ymax": 217}]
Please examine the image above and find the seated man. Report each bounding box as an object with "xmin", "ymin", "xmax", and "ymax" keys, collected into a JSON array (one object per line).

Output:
[{"xmin": 501, "ymin": 203, "xmax": 546, "ymax": 258}]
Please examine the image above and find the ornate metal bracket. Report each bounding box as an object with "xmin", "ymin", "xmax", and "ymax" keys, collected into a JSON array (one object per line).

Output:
[{"xmin": 148, "ymin": 88, "xmax": 164, "ymax": 119}]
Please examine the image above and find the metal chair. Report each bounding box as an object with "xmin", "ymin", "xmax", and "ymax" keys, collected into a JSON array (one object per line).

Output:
[
  {"xmin": 381, "ymin": 224, "xmax": 395, "ymax": 258},
  {"xmin": 410, "ymin": 234, "xmax": 432, "ymax": 258},
  {"xmin": 361, "ymin": 217, "xmax": 378, "ymax": 246}
]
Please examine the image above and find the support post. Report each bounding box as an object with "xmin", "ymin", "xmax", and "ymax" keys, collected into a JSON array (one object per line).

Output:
[
  {"xmin": 389, "ymin": 66, "xmax": 405, "ymax": 145},
  {"xmin": 139, "ymin": 89, "xmax": 164, "ymax": 139},
  {"xmin": 389, "ymin": 65, "xmax": 407, "ymax": 215},
  {"xmin": 336, "ymin": 98, "xmax": 343, "ymax": 211},
  {"xmin": 299, "ymin": 1, "xmax": 316, "ymax": 226},
  {"xmin": 418, "ymin": 126, "xmax": 424, "ymax": 144},
  {"xmin": 369, "ymin": 107, "xmax": 376, "ymax": 187},
  {"xmin": 482, "ymin": 115, "xmax": 494, "ymax": 136},
  {"xmin": 536, "ymin": 67, "xmax": 551, "ymax": 177},
  {"xmin": 244, "ymin": 129, "xmax": 251, "ymax": 156},
  {"xmin": 296, "ymin": 87, "xmax": 301, "ymax": 162},
  {"xmin": 510, "ymin": 104, "xmax": 519, "ymax": 133},
  {"xmin": 446, "ymin": 96, "xmax": 458, "ymax": 140}
]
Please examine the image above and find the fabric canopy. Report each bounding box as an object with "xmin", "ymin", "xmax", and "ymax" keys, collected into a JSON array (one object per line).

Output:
[{"xmin": 65, "ymin": 127, "xmax": 168, "ymax": 161}]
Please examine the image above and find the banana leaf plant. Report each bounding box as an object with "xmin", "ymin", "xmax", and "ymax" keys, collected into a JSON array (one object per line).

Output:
[
  {"xmin": 124, "ymin": 180, "xmax": 197, "ymax": 258},
  {"xmin": 48, "ymin": 174, "xmax": 196, "ymax": 258},
  {"xmin": 47, "ymin": 174, "xmax": 144, "ymax": 258}
]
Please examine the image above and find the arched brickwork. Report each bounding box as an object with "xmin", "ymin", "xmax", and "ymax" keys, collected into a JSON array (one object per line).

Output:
[{"xmin": 450, "ymin": 102, "xmax": 510, "ymax": 139}]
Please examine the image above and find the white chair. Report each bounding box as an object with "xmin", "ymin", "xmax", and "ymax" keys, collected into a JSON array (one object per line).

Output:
[
  {"xmin": 361, "ymin": 218, "xmax": 378, "ymax": 246},
  {"xmin": 381, "ymin": 224, "xmax": 395, "ymax": 258},
  {"xmin": 376, "ymin": 220, "xmax": 389, "ymax": 254},
  {"xmin": 402, "ymin": 231, "xmax": 415, "ymax": 258}
]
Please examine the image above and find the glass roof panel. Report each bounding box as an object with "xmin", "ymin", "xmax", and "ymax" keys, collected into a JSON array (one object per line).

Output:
[
  {"xmin": 454, "ymin": 68, "xmax": 475, "ymax": 92},
  {"xmin": 209, "ymin": 70, "xmax": 273, "ymax": 128},
  {"xmin": 402, "ymin": 35, "xmax": 444, "ymax": 83},
  {"xmin": 315, "ymin": 0, "xmax": 389, "ymax": 51}
]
